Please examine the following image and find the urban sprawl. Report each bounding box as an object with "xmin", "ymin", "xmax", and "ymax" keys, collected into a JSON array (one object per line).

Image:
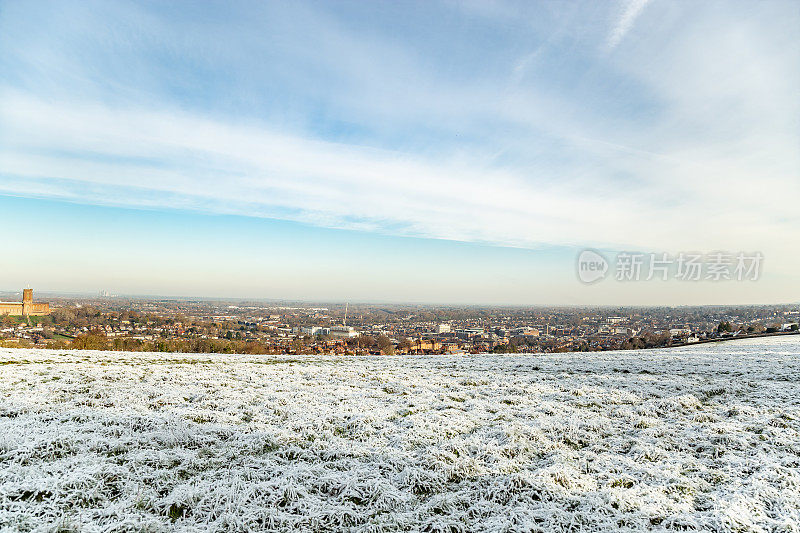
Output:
[{"xmin": 1, "ymin": 290, "xmax": 798, "ymax": 354}]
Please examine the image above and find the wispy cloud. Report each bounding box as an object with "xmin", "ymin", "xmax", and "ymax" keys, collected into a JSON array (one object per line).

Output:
[
  {"xmin": 0, "ymin": 93, "xmax": 631, "ymax": 248},
  {"xmin": 607, "ymin": 0, "xmax": 651, "ymax": 50},
  {"xmin": 1, "ymin": 90, "xmax": 794, "ymax": 258}
]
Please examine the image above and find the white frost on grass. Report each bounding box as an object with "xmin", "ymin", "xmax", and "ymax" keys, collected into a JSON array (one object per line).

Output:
[{"xmin": 0, "ymin": 337, "xmax": 799, "ymax": 532}]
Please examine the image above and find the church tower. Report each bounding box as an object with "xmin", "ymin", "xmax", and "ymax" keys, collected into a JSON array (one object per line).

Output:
[{"xmin": 22, "ymin": 289, "xmax": 33, "ymax": 316}]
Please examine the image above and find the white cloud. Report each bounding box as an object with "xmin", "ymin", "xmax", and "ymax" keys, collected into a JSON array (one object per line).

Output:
[
  {"xmin": 607, "ymin": 0, "xmax": 651, "ymax": 50},
  {"xmin": 0, "ymin": 91, "xmax": 795, "ymax": 264}
]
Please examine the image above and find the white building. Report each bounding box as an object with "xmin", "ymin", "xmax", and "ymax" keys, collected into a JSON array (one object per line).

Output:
[
  {"xmin": 330, "ymin": 326, "xmax": 359, "ymax": 338},
  {"xmin": 301, "ymin": 326, "xmax": 330, "ymax": 336}
]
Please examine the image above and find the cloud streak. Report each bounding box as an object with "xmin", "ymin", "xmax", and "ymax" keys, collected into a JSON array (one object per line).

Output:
[
  {"xmin": 607, "ymin": 0, "xmax": 651, "ymax": 50},
  {"xmin": 1, "ymin": 90, "xmax": 794, "ymax": 258}
]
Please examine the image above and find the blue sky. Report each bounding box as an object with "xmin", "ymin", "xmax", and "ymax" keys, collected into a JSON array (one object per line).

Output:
[{"xmin": 1, "ymin": 0, "xmax": 798, "ymax": 304}]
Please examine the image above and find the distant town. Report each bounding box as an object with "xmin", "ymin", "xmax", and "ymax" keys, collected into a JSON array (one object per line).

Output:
[{"xmin": 1, "ymin": 289, "xmax": 798, "ymax": 355}]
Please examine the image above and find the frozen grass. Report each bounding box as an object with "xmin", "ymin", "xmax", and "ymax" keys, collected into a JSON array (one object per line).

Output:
[{"xmin": 0, "ymin": 337, "xmax": 799, "ymax": 532}]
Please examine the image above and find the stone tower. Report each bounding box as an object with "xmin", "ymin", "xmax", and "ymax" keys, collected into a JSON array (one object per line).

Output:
[{"xmin": 22, "ymin": 289, "xmax": 33, "ymax": 315}]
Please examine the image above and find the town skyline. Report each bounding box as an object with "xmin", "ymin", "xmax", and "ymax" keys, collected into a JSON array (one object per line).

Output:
[{"xmin": 3, "ymin": 289, "xmax": 798, "ymax": 355}]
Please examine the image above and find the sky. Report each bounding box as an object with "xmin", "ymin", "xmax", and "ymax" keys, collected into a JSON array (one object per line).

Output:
[{"xmin": 1, "ymin": 0, "xmax": 798, "ymax": 305}]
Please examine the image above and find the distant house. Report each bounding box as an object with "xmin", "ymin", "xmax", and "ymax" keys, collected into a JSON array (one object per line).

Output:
[{"xmin": 407, "ymin": 339, "xmax": 442, "ymax": 353}]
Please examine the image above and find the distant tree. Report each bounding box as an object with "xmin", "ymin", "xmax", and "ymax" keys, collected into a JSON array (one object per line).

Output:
[
  {"xmin": 621, "ymin": 337, "xmax": 645, "ymax": 350},
  {"xmin": 290, "ymin": 337, "xmax": 304, "ymax": 353},
  {"xmin": 359, "ymin": 335, "xmax": 376, "ymax": 350},
  {"xmin": 397, "ymin": 338, "xmax": 413, "ymax": 353},
  {"xmin": 491, "ymin": 344, "xmax": 518, "ymax": 354},
  {"xmin": 71, "ymin": 330, "xmax": 108, "ymax": 350},
  {"xmin": 376, "ymin": 335, "xmax": 394, "ymax": 355},
  {"xmin": 620, "ymin": 332, "xmax": 669, "ymax": 350},
  {"xmin": 243, "ymin": 342, "xmax": 269, "ymax": 355},
  {"xmin": 717, "ymin": 321, "xmax": 733, "ymax": 333},
  {"xmin": 345, "ymin": 337, "xmax": 359, "ymax": 349}
]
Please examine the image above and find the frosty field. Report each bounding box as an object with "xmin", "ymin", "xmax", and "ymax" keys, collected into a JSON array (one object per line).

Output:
[{"xmin": 1, "ymin": 338, "xmax": 799, "ymax": 532}]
